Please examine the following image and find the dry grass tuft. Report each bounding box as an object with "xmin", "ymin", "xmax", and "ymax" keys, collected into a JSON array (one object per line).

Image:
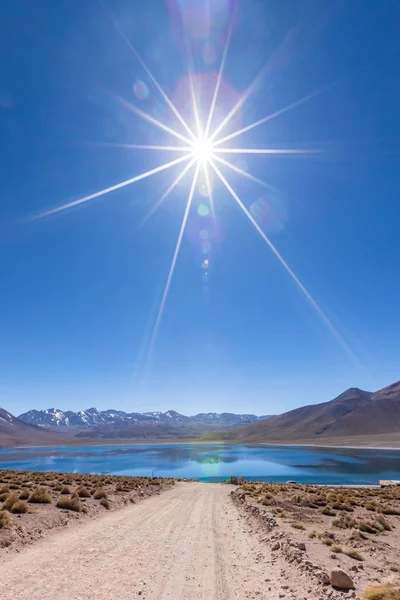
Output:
[
  {"xmin": 331, "ymin": 544, "xmax": 343, "ymax": 553},
  {"xmin": 60, "ymin": 486, "xmax": 71, "ymax": 495},
  {"xmin": 3, "ymin": 493, "xmax": 19, "ymax": 511},
  {"xmin": 93, "ymin": 489, "xmax": 108, "ymax": 500},
  {"xmin": 362, "ymin": 580, "xmax": 400, "ymax": 599},
  {"xmin": 56, "ymin": 496, "xmax": 82, "ymax": 512},
  {"xmin": 344, "ymin": 548, "xmax": 364, "ymax": 561},
  {"xmin": 19, "ymin": 489, "xmax": 30, "ymax": 500},
  {"xmin": 381, "ymin": 507, "xmax": 400, "ymax": 516},
  {"xmin": 28, "ymin": 488, "xmax": 52, "ymax": 504},
  {"xmin": 291, "ymin": 521, "xmax": 305, "ymax": 530},
  {"xmin": 321, "ymin": 506, "xmax": 337, "ymax": 516},
  {"xmin": 0, "ymin": 510, "xmax": 12, "ymax": 529},
  {"xmin": 376, "ymin": 514, "xmax": 392, "ymax": 531},
  {"xmin": 100, "ymin": 498, "xmax": 110, "ymax": 510},
  {"xmin": 308, "ymin": 530, "xmax": 317, "ymax": 539},
  {"xmin": 76, "ymin": 487, "xmax": 91, "ymax": 499},
  {"xmin": 320, "ymin": 536, "xmax": 334, "ymax": 546},
  {"xmin": 11, "ymin": 501, "xmax": 28, "ymax": 514}
]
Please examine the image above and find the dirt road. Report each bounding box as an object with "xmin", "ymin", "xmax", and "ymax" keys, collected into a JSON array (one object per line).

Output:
[{"xmin": 0, "ymin": 482, "xmax": 289, "ymax": 600}]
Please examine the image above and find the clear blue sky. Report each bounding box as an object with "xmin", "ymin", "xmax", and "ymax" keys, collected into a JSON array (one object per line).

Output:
[{"xmin": 1, "ymin": 0, "xmax": 399, "ymax": 417}]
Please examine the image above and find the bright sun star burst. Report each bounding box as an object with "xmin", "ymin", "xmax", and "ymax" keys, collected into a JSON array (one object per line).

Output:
[
  {"xmin": 191, "ymin": 136, "xmax": 214, "ymax": 163},
  {"xmin": 33, "ymin": 7, "xmax": 355, "ymax": 364}
]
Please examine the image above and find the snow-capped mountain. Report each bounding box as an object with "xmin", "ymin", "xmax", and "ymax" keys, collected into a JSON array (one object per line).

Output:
[
  {"xmin": 0, "ymin": 407, "xmax": 69, "ymax": 447},
  {"xmin": 19, "ymin": 408, "xmax": 273, "ymax": 432}
]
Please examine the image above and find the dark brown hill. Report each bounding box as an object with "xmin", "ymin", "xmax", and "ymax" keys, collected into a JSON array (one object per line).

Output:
[{"xmin": 215, "ymin": 381, "xmax": 400, "ymax": 443}]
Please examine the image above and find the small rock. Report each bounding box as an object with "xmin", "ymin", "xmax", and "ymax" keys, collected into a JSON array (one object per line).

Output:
[
  {"xmin": 329, "ymin": 569, "xmax": 354, "ymax": 590},
  {"xmin": 272, "ymin": 542, "xmax": 281, "ymax": 551},
  {"xmin": 320, "ymin": 572, "xmax": 330, "ymax": 585},
  {"xmin": 330, "ymin": 553, "xmax": 337, "ymax": 559},
  {"xmin": 350, "ymin": 566, "xmax": 358, "ymax": 573},
  {"xmin": 298, "ymin": 542, "xmax": 306, "ymax": 551}
]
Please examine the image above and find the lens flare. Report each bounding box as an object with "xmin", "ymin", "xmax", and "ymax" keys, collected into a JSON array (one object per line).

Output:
[{"xmin": 30, "ymin": 7, "xmax": 355, "ymax": 364}]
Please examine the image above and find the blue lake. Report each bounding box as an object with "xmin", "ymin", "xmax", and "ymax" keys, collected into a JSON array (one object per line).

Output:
[{"xmin": 1, "ymin": 444, "xmax": 400, "ymax": 484}]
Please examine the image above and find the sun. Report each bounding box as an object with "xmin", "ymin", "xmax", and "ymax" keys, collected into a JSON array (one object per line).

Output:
[
  {"xmin": 191, "ymin": 136, "xmax": 214, "ymax": 163},
  {"xmin": 32, "ymin": 10, "xmax": 355, "ymax": 364}
]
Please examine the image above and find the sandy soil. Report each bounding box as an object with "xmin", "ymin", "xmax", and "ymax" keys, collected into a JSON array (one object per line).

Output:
[
  {"xmin": 234, "ymin": 482, "xmax": 400, "ymax": 598},
  {"xmin": 0, "ymin": 482, "xmax": 312, "ymax": 600},
  {"xmin": 0, "ymin": 470, "xmax": 175, "ymax": 552}
]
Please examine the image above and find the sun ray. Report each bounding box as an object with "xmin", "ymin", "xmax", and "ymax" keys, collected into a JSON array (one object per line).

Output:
[
  {"xmin": 89, "ymin": 142, "xmax": 192, "ymax": 152},
  {"xmin": 147, "ymin": 164, "xmax": 200, "ymax": 359},
  {"xmin": 137, "ymin": 158, "xmax": 196, "ymax": 229},
  {"xmin": 183, "ymin": 35, "xmax": 203, "ymax": 138},
  {"xmin": 209, "ymin": 80, "xmax": 255, "ymax": 144},
  {"xmin": 213, "ymin": 147, "xmax": 317, "ymax": 155},
  {"xmin": 212, "ymin": 154, "xmax": 279, "ymax": 193},
  {"xmin": 114, "ymin": 93, "xmax": 193, "ymax": 146},
  {"xmin": 32, "ymin": 154, "xmax": 192, "ymax": 220},
  {"xmin": 210, "ymin": 159, "xmax": 356, "ymax": 360},
  {"xmin": 204, "ymin": 3, "xmax": 237, "ymax": 139},
  {"xmin": 213, "ymin": 86, "xmax": 332, "ymax": 147},
  {"xmin": 203, "ymin": 161, "xmax": 216, "ymax": 223},
  {"xmin": 104, "ymin": 3, "xmax": 196, "ymax": 142}
]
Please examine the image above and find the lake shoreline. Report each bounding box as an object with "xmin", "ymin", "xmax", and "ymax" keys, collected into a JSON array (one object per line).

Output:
[{"xmin": 3, "ymin": 439, "xmax": 400, "ymax": 451}]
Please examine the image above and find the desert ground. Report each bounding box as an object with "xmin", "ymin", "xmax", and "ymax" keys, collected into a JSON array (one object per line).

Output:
[{"xmin": 1, "ymin": 472, "xmax": 400, "ymax": 599}]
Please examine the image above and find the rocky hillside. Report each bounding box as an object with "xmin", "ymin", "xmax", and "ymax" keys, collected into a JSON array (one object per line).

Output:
[{"xmin": 213, "ymin": 380, "xmax": 400, "ymax": 443}]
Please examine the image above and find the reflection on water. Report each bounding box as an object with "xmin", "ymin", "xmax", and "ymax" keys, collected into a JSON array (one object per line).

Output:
[{"xmin": 1, "ymin": 444, "xmax": 400, "ymax": 484}]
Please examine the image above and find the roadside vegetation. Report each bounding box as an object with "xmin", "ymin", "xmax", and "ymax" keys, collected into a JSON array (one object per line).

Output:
[
  {"xmin": 0, "ymin": 469, "xmax": 178, "ymax": 550},
  {"xmin": 238, "ymin": 481, "xmax": 400, "ymax": 588}
]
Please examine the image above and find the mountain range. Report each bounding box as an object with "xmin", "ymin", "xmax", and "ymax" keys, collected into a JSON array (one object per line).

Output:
[
  {"xmin": 1, "ymin": 379, "xmax": 399, "ymax": 447},
  {"xmin": 0, "ymin": 407, "xmax": 272, "ymax": 446},
  {"xmin": 18, "ymin": 408, "xmax": 271, "ymax": 431}
]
